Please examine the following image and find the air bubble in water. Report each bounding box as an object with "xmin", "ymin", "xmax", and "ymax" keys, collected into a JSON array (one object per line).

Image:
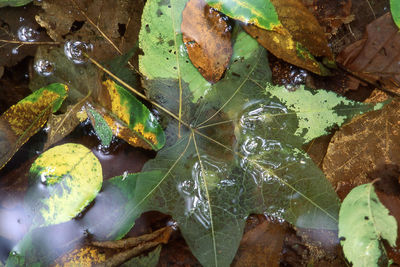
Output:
[
  {"xmin": 17, "ymin": 26, "xmax": 39, "ymax": 42},
  {"xmin": 34, "ymin": 59, "xmax": 55, "ymax": 77},
  {"xmin": 64, "ymin": 40, "xmax": 93, "ymax": 64}
]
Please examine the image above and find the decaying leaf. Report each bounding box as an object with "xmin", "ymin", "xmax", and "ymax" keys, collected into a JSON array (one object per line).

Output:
[
  {"xmin": 96, "ymin": 80, "xmax": 165, "ymax": 150},
  {"xmin": 207, "ymin": 0, "xmax": 333, "ymax": 75},
  {"xmin": 301, "ymin": 0, "xmax": 354, "ymax": 37},
  {"xmin": 44, "ymin": 93, "xmax": 89, "ymax": 150},
  {"xmin": 181, "ymin": 0, "xmax": 232, "ymax": 83},
  {"xmin": 34, "ymin": 0, "xmax": 144, "ymax": 61},
  {"xmin": 339, "ymin": 183, "xmax": 397, "ymax": 267},
  {"xmin": 337, "ymin": 12, "xmax": 400, "ymax": 95},
  {"xmin": 25, "ymin": 143, "xmax": 103, "ymax": 228},
  {"xmin": 232, "ymin": 220, "xmax": 285, "ymax": 267},
  {"xmin": 323, "ymin": 100, "xmax": 400, "ymax": 189},
  {"xmin": 0, "ymin": 83, "xmax": 68, "ymax": 170}
]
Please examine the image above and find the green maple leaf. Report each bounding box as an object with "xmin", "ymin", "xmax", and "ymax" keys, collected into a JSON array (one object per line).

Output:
[{"xmin": 107, "ymin": 0, "xmax": 381, "ymax": 264}]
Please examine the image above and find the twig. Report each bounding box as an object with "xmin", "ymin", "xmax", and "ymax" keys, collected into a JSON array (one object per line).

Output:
[
  {"xmin": 0, "ymin": 39, "xmax": 61, "ymax": 45},
  {"xmin": 92, "ymin": 226, "xmax": 171, "ymax": 249}
]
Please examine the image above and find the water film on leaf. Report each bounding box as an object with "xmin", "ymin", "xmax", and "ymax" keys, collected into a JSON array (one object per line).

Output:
[{"xmin": 339, "ymin": 183, "xmax": 397, "ymax": 267}]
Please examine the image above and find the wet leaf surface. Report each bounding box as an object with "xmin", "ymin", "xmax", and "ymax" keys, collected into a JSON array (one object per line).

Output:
[
  {"xmin": 323, "ymin": 100, "xmax": 400, "ymax": 189},
  {"xmin": 132, "ymin": 16, "xmax": 380, "ymax": 263},
  {"xmin": 25, "ymin": 143, "xmax": 103, "ymax": 228},
  {"xmin": 35, "ymin": 0, "xmax": 144, "ymax": 61},
  {"xmin": 181, "ymin": 0, "xmax": 232, "ymax": 83},
  {"xmin": 208, "ymin": 0, "xmax": 333, "ymax": 75},
  {"xmin": 0, "ymin": 83, "xmax": 68, "ymax": 170},
  {"xmin": 337, "ymin": 12, "xmax": 400, "ymax": 95},
  {"xmin": 96, "ymin": 80, "xmax": 165, "ymax": 150},
  {"xmin": 339, "ymin": 183, "xmax": 397, "ymax": 266},
  {"xmin": 139, "ymin": 0, "xmax": 212, "ymax": 102}
]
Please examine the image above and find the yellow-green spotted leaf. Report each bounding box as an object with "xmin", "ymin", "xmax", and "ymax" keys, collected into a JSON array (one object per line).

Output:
[
  {"xmin": 205, "ymin": 0, "xmax": 281, "ymax": 30},
  {"xmin": 97, "ymin": 80, "xmax": 165, "ymax": 151},
  {"xmin": 25, "ymin": 143, "xmax": 103, "ymax": 228},
  {"xmin": 0, "ymin": 83, "xmax": 68, "ymax": 170},
  {"xmin": 339, "ymin": 183, "xmax": 397, "ymax": 267}
]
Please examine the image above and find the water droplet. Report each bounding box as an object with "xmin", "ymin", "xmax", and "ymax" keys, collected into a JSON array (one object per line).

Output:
[
  {"xmin": 34, "ymin": 59, "xmax": 55, "ymax": 77},
  {"xmin": 17, "ymin": 26, "xmax": 39, "ymax": 42},
  {"xmin": 64, "ymin": 40, "xmax": 93, "ymax": 64},
  {"xmin": 11, "ymin": 47, "xmax": 19, "ymax": 55}
]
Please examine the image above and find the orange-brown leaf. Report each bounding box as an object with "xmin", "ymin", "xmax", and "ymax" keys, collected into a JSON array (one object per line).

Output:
[
  {"xmin": 242, "ymin": 0, "xmax": 333, "ymax": 75},
  {"xmin": 182, "ymin": 0, "xmax": 232, "ymax": 83}
]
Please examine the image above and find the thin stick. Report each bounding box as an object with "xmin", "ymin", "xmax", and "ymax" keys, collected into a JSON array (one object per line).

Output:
[{"xmin": 0, "ymin": 39, "xmax": 61, "ymax": 45}]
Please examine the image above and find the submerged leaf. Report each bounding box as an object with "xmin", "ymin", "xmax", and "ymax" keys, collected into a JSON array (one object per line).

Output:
[
  {"xmin": 339, "ymin": 183, "xmax": 397, "ymax": 266},
  {"xmin": 133, "ymin": 27, "xmax": 379, "ymax": 266},
  {"xmin": 6, "ymin": 172, "xmax": 159, "ymax": 266},
  {"xmin": 97, "ymin": 80, "xmax": 165, "ymax": 150},
  {"xmin": 139, "ymin": 0, "xmax": 212, "ymax": 102},
  {"xmin": 181, "ymin": 0, "xmax": 232, "ymax": 83},
  {"xmin": 25, "ymin": 143, "xmax": 102, "ymax": 228},
  {"xmin": 0, "ymin": 83, "xmax": 68, "ymax": 170},
  {"xmin": 121, "ymin": 245, "xmax": 162, "ymax": 267},
  {"xmin": 35, "ymin": 0, "xmax": 144, "ymax": 61}
]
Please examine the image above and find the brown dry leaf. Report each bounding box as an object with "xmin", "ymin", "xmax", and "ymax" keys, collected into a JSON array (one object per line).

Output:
[
  {"xmin": 337, "ymin": 12, "xmax": 400, "ymax": 95},
  {"xmin": 232, "ymin": 220, "xmax": 286, "ymax": 267},
  {"xmin": 35, "ymin": 0, "xmax": 144, "ymax": 61},
  {"xmin": 301, "ymin": 0, "xmax": 353, "ymax": 37},
  {"xmin": 44, "ymin": 94, "xmax": 90, "ymax": 150},
  {"xmin": 181, "ymin": 0, "xmax": 232, "ymax": 83},
  {"xmin": 322, "ymin": 100, "xmax": 400, "ymax": 189},
  {"xmin": 242, "ymin": 0, "xmax": 333, "ymax": 75}
]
